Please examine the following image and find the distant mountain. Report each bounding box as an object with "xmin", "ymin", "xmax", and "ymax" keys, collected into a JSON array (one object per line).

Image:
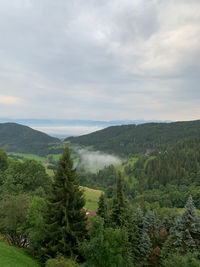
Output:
[
  {"xmin": 66, "ymin": 120, "xmax": 200, "ymax": 156},
  {"xmin": 0, "ymin": 118, "xmax": 171, "ymax": 127},
  {"xmin": 0, "ymin": 123, "xmax": 63, "ymax": 156},
  {"xmin": 0, "ymin": 118, "xmax": 171, "ymax": 137}
]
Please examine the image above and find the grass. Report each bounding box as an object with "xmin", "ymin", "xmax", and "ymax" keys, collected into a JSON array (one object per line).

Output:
[
  {"xmin": 0, "ymin": 242, "xmax": 40, "ymax": 267},
  {"xmin": 81, "ymin": 186, "xmax": 103, "ymax": 211}
]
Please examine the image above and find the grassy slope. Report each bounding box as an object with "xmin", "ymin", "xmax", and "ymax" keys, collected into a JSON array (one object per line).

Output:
[
  {"xmin": 81, "ymin": 186, "xmax": 103, "ymax": 210},
  {"xmin": 0, "ymin": 242, "xmax": 40, "ymax": 267}
]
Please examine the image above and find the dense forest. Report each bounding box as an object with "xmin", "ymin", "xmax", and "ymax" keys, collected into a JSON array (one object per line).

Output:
[
  {"xmin": 77, "ymin": 137, "xmax": 200, "ymax": 210},
  {"xmin": 66, "ymin": 120, "xmax": 200, "ymax": 156},
  {"xmin": 1, "ymin": 136, "xmax": 200, "ymax": 266},
  {"xmin": 0, "ymin": 123, "xmax": 63, "ymax": 156}
]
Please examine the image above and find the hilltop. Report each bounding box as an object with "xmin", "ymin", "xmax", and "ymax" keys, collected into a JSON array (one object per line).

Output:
[
  {"xmin": 0, "ymin": 123, "xmax": 63, "ymax": 156},
  {"xmin": 66, "ymin": 120, "xmax": 200, "ymax": 156}
]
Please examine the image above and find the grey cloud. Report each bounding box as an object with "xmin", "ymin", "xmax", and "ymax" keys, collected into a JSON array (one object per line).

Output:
[{"xmin": 0, "ymin": 0, "xmax": 200, "ymax": 121}]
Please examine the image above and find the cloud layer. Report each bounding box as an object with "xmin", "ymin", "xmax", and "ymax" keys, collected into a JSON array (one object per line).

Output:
[{"xmin": 0, "ymin": 0, "xmax": 200, "ymax": 121}]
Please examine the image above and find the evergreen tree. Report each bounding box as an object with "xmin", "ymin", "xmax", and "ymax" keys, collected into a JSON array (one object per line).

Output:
[
  {"xmin": 135, "ymin": 206, "xmax": 144, "ymax": 232},
  {"xmin": 162, "ymin": 196, "xmax": 200, "ymax": 257},
  {"xmin": 138, "ymin": 230, "xmax": 152, "ymax": 261},
  {"xmin": 125, "ymin": 207, "xmax": 140, "ymax": 263},
  {"xmin": 44, "ymin": 147, "xmax": 87, "ymax": 258},
  {"xmin": 97, "ymin": 194, "xmax": 106, "ymax": 219},
  {"xmin": 143, "ymin": 210, "xmax": 159, "ymax": 247},
  {"xmin": 97, "ymin": 194, "xmax": 108, "ymax": 226},
  {"xmin": 110, "ymin": 173, "xmax": 126, "ymax": 228}
]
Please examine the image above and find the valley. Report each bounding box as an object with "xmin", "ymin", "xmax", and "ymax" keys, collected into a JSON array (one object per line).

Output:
[{"xmin": 1, "ymin": 120, "xmax": 200, "ymax": 266}]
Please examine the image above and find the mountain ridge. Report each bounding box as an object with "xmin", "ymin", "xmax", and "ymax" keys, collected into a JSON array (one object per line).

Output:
[
  {"xmin": 66, "ymin": 119, "xmax": 200, "ymax": 156},
  {"xmin": 0, "ymin": 122, "xmax": 62, "ymax": 156}
]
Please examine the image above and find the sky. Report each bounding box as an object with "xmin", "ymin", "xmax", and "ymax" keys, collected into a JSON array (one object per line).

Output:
[{"xmin": 0, "ymin": 0, "xmax": 200, "ymax": 122}]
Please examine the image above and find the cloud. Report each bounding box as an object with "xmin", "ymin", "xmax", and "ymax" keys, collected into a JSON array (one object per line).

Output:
[
  {"xmin": 0, "ymin": 0, "xmax": 199, "ymax": 121},
  {"xmin": 0, "ymin": 95, "xmax": 23, "ymax": 105},
  {"xmin": 77, "ymin": 148, "xmax": 121, "ymax": 172}
]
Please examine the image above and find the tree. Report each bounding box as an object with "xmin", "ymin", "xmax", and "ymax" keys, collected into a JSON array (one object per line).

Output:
[
  {"xmin": 0, "ymin": 148, "xmax": 8, "ymax": 172},
  {"xmin": 25, "ymin": 196, "xmax": 48, "ymax": 257},
  {"xmin": 162, "ymin": 252, "xmax": 200, "ymax": 267},
  {"xmin": 97, "ymin": 194, "xmax": 106, "ymax": 222},
  {"xmin": 80, "ymin": 216, "xmax": 132, "ymax": 267},
  {"xmin": 110, "ymin": 173, "xmax": 126, "ymax": 228},
  {"xmin": 2, "ymin": 159, "xmax": 51, "ymax": 196},
  {"xmin": 138, "ymin": 230, "xmax": 152, "ymax": 261},
  {"xmin": 162, "ymin": 196, "xmax": 200, "ymax": 258},
  {"xmin": 143, "ymin": 210, "xmax": 159, "ymax": 247},
  {"xmin": 44, "ymin": 147, "xmax": 87, "ymax": 258},
  {"xmin": 0, "ymin": 194, "xmax": 30, "ymax": 247}
]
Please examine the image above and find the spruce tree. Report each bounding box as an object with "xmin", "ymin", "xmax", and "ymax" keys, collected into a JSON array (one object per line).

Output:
[
  {"xmin": 162, "ymin": 196, "xmax": 200, "ymax": 257},
  {"xmin": 110, "ymin": 173, "xmax": 126, "ymax": 228},
  {"xmin": 135, "ymin": 206, "xmax": 144, "ymax": 232},
  {"xmin": 44, "ymin": 147, "xmax": 87, "ymax": 258},
  {"xmin": 97, "ymin": 194, "xmax": 107, "ymax": 225},
  {"xmin": 139, "ymin": 230, "xmax": 152, "ymax": 261},
  {"xmin": 143, "ymin": 210, "xmax": 159, "ymax": 247}
]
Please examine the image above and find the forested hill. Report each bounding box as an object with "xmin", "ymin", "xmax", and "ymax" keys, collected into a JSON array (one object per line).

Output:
[
  {"xmin": 0, "ymin": 122, "xmax": 62, "ymax": 156},
  {"xmin": 66, "ymin": 120, "xmax": 200, "ymax": 156}
]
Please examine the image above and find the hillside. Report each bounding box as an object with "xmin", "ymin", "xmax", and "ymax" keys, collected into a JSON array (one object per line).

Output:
[
  {"xmin": 66, "ymin": 120, "xmax": 200, "ymax": 156},
  {"xmin": 0, "ymin": 123, "xmax": 63, "ymax": 156},
  {"xmin": 0, "ymin": 242, "xmax": 40, "ymax": 267}
]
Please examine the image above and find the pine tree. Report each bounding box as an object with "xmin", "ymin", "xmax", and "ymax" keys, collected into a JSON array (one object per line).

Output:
[{"xmin": 44, "ymin": 147, "xmax": 87, "ymax": 258}]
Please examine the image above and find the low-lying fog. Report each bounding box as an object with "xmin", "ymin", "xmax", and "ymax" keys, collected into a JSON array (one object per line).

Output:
[{"xmin": 77, "ymin": 149, "xmax": 121, "ymax": 172}]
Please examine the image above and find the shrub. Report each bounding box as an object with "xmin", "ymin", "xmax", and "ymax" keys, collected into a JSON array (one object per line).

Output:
[{"xmin": 45, "ymin": 255, "xmax": 78, "ymax": 267}]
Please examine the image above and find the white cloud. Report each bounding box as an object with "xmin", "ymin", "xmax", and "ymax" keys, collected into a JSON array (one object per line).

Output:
[{"xmin": 0, "ymin": 95, "xmax": 23, "ymax": 105}]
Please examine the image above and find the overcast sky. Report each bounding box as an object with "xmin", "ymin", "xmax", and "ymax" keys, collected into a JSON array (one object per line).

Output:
[{"xmin": 0, "ymin": 0, "xmax": 200, "ymax": 121}]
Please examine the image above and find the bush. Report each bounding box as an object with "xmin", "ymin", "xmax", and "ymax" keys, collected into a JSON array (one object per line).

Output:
[
  {"xmin": 161, "ymin": 253, "xmax": 200, "ymax": 267},
  {"xmin": 45, "ymin": 255, "xmax": 78, "ymax": 267}
]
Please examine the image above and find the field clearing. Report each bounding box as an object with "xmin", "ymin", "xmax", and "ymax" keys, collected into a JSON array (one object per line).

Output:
[
  {"xmin": 0, "ymin": 242, "xmax": 40, "ymax": 267},
  {"xmin": 8, "ymin": 152, "xmax": 45, "ymax": 162},
  {"xmin": 81, "ymin": 186, "xmax": 103, "ymax": 211}
]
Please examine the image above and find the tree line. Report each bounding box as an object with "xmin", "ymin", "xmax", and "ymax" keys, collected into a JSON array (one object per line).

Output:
[
  {"xmin": 67, "ymin": 120, "xmax": 200, "ymax": 156},
  {"xmin": 1, "ymin": 146, "xmax": 200, "ymax": 266}
]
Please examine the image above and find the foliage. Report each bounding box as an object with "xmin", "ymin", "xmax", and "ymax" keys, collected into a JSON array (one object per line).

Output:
[
  {"xmin": 25, "ymin": 196, "xmax": 48, "ymax": 256},
  {"xmin": 0, "ymin": 148, "xmax": 8, "ymax": 172},
  {"xmin": 45, "ymin": 254, "xmax": 78, "ymax": 267},
  {"xmin": 161, "ymin": 253, "xmax": 200, "ymax": 267},
  {"xmin": 97, "ymin": 194, "xmax": 106, "ymax": 219},
  {"xmin": 162, "ymin": 196, "xmax": 200, "ymax": 258},
  {"xmin": 110, "ymin": 174, "xmax": 126, "ymax": 227},
  {"xmin": 67, "ymin": 120, "xmax": 200, "ymax": 156},
  {"xmin": 0, "ymin": 194, "xmax": 31, "ymax": 247},
  {"xmin": 80, "ymin": 216, "xmax": 133, "ymax": 267},
  {"xmin": 44, "ymin": 147, "xmax": 87, "ymax": 258},
  {"xmin": 2, "ymin": 159, "xmax": 51, "ymax": 196}
]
